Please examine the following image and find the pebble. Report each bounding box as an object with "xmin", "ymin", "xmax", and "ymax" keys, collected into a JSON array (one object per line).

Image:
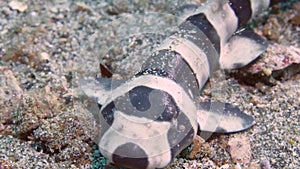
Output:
[
  {"xmin": 290, "ymin": 2, "xmax": 300, "ymax": 26},
  {"xmin": 75, "ymin": 2, "xmax": 91, "ymax": 12},
  {"xmin": 219, "ymin": 164, "xmax": 230, "ymax": 169},
  {"xmin": 39, "ymin": 52, "xmax": 50, "ymax": 61},
  {"xmin": 228, "ymin": 135, "xmax": 252, "ymax": 166},
  {"xmin": 8, "ymin": 1, "xmax": 28, "ymax": 12},
  {"xmin": 260, "ymin": 158, "xmax": 271, "ymax": 169},
  {"xmin": 230, "ymin": 44, "xmax": 300, "ymax": 85},
  {"xmin": 0, "ymin": 66, "xmax": 23, "ymax": 134}
]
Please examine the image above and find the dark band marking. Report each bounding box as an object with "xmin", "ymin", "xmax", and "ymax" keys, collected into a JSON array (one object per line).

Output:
[
  {"xmin": 129, "ymin": 86, "xmax": 153, "ymax": 112},
  {"xmin": 168, "ymin": 113, "xmax": 195, "ymax": 158},
  {"xmin": 135, "ymin": 67, "xmax": 176, "ymax": 82},
  {"xmin": 179, "ymin": 13, "xmax": 220, "ymax": 72},
  {"xmin": 112, "ymin": 142, "xmax": 149, "ymax": 169},
  {"xmin": 100, "ymin": 85, "xmax": 181, "ymax": 124},
  {"xmin": 183, "ymin": 13, "xmax": 220, "ymax": 55},
  {"xmin": 116, "ymin": 86, "xmax": 180, "ymax": 122},
  {"xmin": 140, "ymin": 49, "xmax": 200, "ymax": 97},
  {"xmin": 236, "ymin": 30, "xmax": 268, "ymax": 45},
  {"xmin": 101, "ymin": 102, "xmax": 115, "ymax": 125},
  {"xmin": 229, "ymin": 0, "xmax": 252, "ymax": 26},
  {"xmin": 98, "ymin": 74, "xmax": 199, "ymax": 134},
  {"xmin": 198, "ymin": 101, "xmax": 255, "ymax": 133}
]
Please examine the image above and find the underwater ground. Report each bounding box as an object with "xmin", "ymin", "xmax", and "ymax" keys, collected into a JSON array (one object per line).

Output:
[{"xmin": 0, "ymin": 0, "xmax": 299, "ymax": 168}]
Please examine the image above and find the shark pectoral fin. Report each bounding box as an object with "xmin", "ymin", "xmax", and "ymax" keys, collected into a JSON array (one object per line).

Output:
[
  {"xmin": 77, "ymin": 77, "xmax": 111, "ymax": 115},
  {"xmin": 79, "ymin": 63, "xmax": 126, "ymax": 115},
  {"xmin": 197, "ymin": 101, "xmax": 255, "ymax": 138},
  {"xmin": 220, "ymin": 30, "xmax": 268, "ymax": 69},
  {"xmin": 78, "ymin": 76, "xmax": 125, "ymax": 114}
]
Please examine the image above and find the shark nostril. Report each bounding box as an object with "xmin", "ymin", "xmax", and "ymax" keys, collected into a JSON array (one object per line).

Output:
[{"xmin": 112, "ymin": 142, "xmax": 149, "ymax": 169}]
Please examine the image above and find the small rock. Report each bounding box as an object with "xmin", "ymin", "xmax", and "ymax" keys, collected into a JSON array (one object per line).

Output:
[
  {"xmin": 8, "ymin": 1, "xmax": 28, "ymax": 12},
  {"xmin": 0, "ymin": 66, "xmax": 23, "ymax": 127},
  {"xmin": 75, "ymin": 2, "xmax": 91, "ymax": 12},
  {"xmin": 0, "ymin": 159, "xmax": 12, "ymax": 169},
  {"xmin": 219, "ymin": 164, "xmax": 230, "ymax": 169},
  {"xmin": 230, "ymin": 44, "xmax": 300, "ymax": 85},
  {"xmin": 263, "ymin": 16, "xmax": 281, "ymax": 41},
  {"xmin": 8, "ymin": 88, "xmax": 62, "ymax": 139},
  {"xmin": 59, "ymin": 38, "xmax": 68, "ymax": 43},
  {"xmin": 248, "ymin": 162, "xmax": 261, "ymax": 169},
  {"xmin": 32, "ymin": 108, "xmax": 93, "ymax": 166},
  {"xmin": 39, "ymin": 52, "xmax": 50, "ymax": 62},
  {"xmin": 107, "ymin": 0, "xmax": 133, "ymax": 15},
  {"xmin": 188, "ymin": 135, "xmax": 206, "ymax": 159},
  {"xmin": 260, "ymin": 158, "xmax": 271, "ymax": 169},
  {"xmin": 262, "ymin": 68, "xmax": 272, "ymax": 76},
  {"xmin": 228, "ymin": 135, "xmax": 252, "ymax": 166},
  {"xmin": 291, "ymin": 2, "xmax": 300, "ymax": 26}
]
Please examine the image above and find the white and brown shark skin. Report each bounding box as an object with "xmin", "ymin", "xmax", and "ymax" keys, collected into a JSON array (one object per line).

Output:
[{"xmin": 81, "ymin": 0, "xmax": 274, "ymax": 168}]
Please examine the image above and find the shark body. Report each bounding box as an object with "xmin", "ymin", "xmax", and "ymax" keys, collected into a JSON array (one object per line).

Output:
[{"xmin": 81, "ymin": 0, "xmax": 274, "ymax": 168}]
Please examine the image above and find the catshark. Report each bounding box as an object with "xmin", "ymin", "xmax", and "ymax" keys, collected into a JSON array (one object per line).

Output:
[{"xmin": 80, "ymin": 0, "xmax": 278, "ymax": 168}]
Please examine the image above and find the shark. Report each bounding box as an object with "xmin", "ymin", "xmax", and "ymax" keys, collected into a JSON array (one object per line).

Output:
[{"xmin": 79, "ymin": 0, "xmax": 278, "ymax": 168}]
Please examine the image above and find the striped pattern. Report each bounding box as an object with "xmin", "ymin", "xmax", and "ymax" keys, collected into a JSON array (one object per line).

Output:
[
  {"xmin": 94, "ymin": 0, "xmax": 271, "ymax": 168},
  {"xmin": 138, "ymin": 49, "xmax": 200, "ymax": 99},
  {"xmin": 229, "ymin": 0, "xmax": 253, "ymax": 26},
  {"xmin": 156, "ymin": 35, "xmax": 210, "ymax": 90},
  {"xmin": 98, "ymin": 75, "xmax": 197, "ymax": 168},
  {"xmin": 98, "ymin": 75, "xmax": 198, "ymax": 133}
]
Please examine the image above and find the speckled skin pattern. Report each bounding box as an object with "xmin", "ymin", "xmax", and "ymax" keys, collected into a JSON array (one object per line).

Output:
[{"xmin": 93, "ymin": 0, "xmax": 272, "ymax": 168}]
